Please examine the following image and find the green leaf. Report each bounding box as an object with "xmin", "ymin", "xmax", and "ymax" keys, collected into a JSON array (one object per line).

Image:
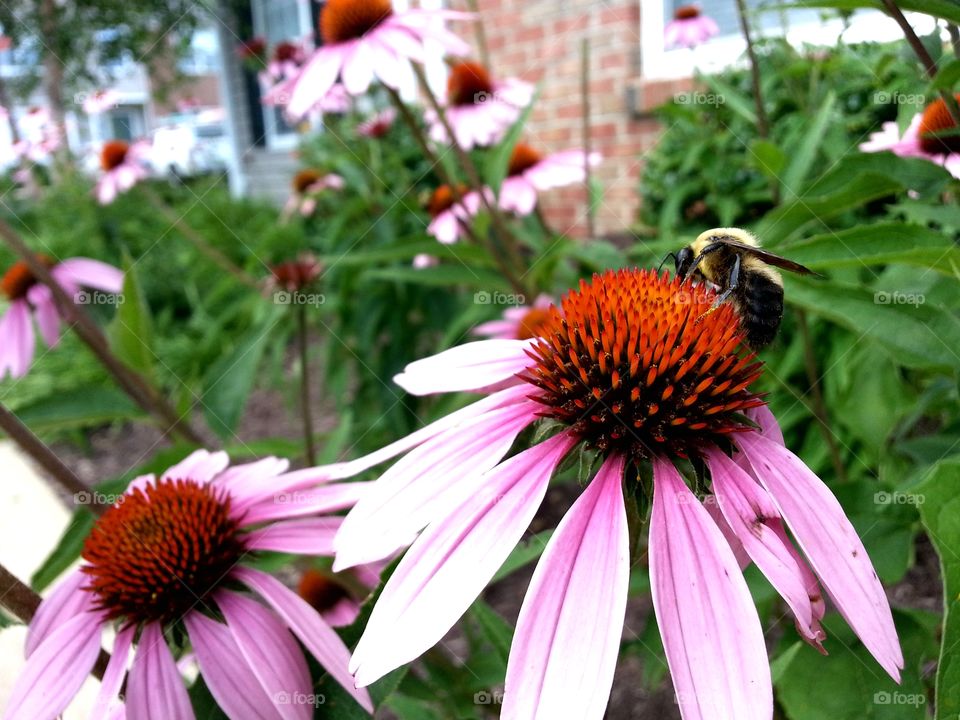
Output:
[
  {"xmin": 750, "ymin": 139, "xmax": 787, "ymax": 182},
  {"xmin": 109, "ymin": 256, "xmax": 155, "ymax": 379},
  {"xmin": 468, "ymin": 600, "xmax": 513, "ymax": 666},
  {"xmin": 784, "ymin": 276, "xmax": 960, "ymax": 371},
  {"xmin": 780, "ymin": 91, "xmax": 836, "ymax": 200},
  {"xmin": 484, "ymin": 89, "xmax": 539, "ymax": 194},
  {"xmin": 492, "ymin": 529, "xmax": 553, "ymax": 583},
  {"xmin": 361, "ymin": 265, "xmax": 512, "ymax": 291},
  {"xmin": 699, "ymin": 74, "xmax": 757, "ymax": 125},
  {"xmin": 202, "ymin": 312, "xmax": 281, "ymax": 439},
  {"xmin": 12, "ymin": 387, "xmax": 142, "ymax": 433},
  {"xmin": 783, "ymin": 222, "xmax": 960, "ymax": 275},
  {"xmin": 916, "ymin": 458, "xmax": 960, "ymax": 720},
  {"xmin": 31, "ymin": 511, "xmax": 96, "ymax": 591},
  {"xmin": 933, "ymin": 58, "xmax": 960, "ymax": 90}
]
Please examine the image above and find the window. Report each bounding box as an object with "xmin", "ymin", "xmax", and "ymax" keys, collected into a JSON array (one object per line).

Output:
[{"xmin": 640, "ymin": 2, "xmax": 939, "ymax": 81}]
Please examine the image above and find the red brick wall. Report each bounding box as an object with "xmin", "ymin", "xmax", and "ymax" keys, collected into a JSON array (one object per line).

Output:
[{"xmin": 449, "ymin": 0, "xmax": 672, "ymax": 238}]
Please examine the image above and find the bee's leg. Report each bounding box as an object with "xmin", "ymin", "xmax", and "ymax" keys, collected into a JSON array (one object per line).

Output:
[
  {"xmin": 696, "ymin": 254, "xmax": 740, "ymax": 323},
  {"xmin": 682, "ymin": 242, "xmax": 725, "ymax": 280}
]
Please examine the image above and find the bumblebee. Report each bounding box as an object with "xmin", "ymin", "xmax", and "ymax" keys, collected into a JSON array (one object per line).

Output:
[{"xmin": 672, "ymin": 228, "xmax": 817, "ymax": 350}]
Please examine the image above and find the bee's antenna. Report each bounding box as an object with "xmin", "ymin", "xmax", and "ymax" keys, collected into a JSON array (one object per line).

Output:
[{"xmin": 658, "ymin": 252, "xmax": 678, "ymax": 273}]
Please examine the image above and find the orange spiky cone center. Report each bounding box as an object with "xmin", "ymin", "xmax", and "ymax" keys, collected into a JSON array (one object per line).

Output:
[
  {"xmin": 918, "ymin": 94, "xmax": 960, "ymax": 155},
  {"xmin": 320, "ymin": 0, "xmax": 393, "ymax": 44},
  {"xmin": 516, "ymin": 307, "xmax": 554, "ymax": 340},
  {"xmin": 674, "ymin": 5, "xmax": 701, "ymax": 20},
  {"xmin": 100, "ymin": 140, "xmax": 130, "ymax": 171},
  {"xmin": 519, "ymin": 268, "xmax": 765, "ymax": 461},
  {"xmin": 507, "ymin": 143, "xmax": 543, "ymax": 177},
  {"xmin": 1, "ymin": 256, "xmax": 55, "ymax": 301},
  {"xmin": 81, "ymin": 479, "xmax": 245, "ymax": 624},
  {"xmin": 298, "ymin": 569, "xmax": 352, "ymax": 613},
  {"xmin": 271, "ymin": 256, "xmax": 321, "ymax": 291},
  {"xmin": 293, "ymin": 168, "xmax": 323, "ymax": 193},
  {"xmin": 447, "ymin": 61, "xmax": 496, "ymax": 106},
  {"xmin": 427, "ymin": 184, "xmax": 467, "ymax": 217}
]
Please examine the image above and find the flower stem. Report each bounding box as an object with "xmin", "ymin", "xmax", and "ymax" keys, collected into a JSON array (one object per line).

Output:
[
  {"xmin": 384, "ymin": 87, "xmax": 529, "ymax": 297},
  {"xmin": 0, "ymin": 219, "xmax": 205, "ymax": 445},
  {"xmin": 581, "ymin": 37, "xmax": 597, "ymax": 239},
  {"xmin": 949, "ymin": 24, "xmax": 960, "ymax": 60},
  {"xmin": 796, "ymin": 310, "xmax": 847, "ymax": 483},
  {"xmin": 0, "ymin": 563, "xmax": 109, "ymax": 679},
  {"xmin": 881, "ymin": 0, "xmax": 960, "ymax": 126},
  {"xmin": 296, "ymin": 303, "xmax": 317, "ymax": 465},
  {"xmin": 0, "ymin": 402, "xmax": 107, "ymax": 514},
  {"xmin": 465, "ymin": 0, "xmax": 491, "ymax": 67},
  {"xmin": 411, "ymin": 64, "xmax": 531, "ymax": 293},
  {"xmin": 140, "ymin": 186, "xmax": 261, "ymax": 291}
]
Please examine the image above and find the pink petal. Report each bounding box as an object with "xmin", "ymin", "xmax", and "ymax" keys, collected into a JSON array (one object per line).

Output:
[
  {"xmin": 4, "ymin": 612, "xmax": 103, "ymax": 720},
  {"xmin": 25, "ymin": 569, "xmax": 95, "ymax": 657},
  {"xmin": 737, "ymin": 432, "xmax": 903, "ymax": 680},
  {"xmin": 213, "ymin": 456, "xmax": 291, "ymax": 509},
  {"xmin": 184, "ymin": 611, "xmax": 285, "ymax": 720},
  {"xmin": 91, "ymin": 625, "xmax": 134, "ymax": 719},
  {"xmin": 239, "ymin": 482, "xmax": 369, "ymax": 525},
  {"xmin": 235, "ymin": 567, "xmax": 374, "ymax": 713},
  {"xmin": 341, "ymin": 42, "xmax": 375, "ymax": 95},
  {"xmin": 127, "ymin": 623, "xmax": 194, "ymax": 720},
  {"xmin": 498, "ymin": 177, "xmax": 538, "ymax": 216},
  {"xmin": 333, "ymin": 401, "xmax": 540, "ymax": 570},
  {"xmin": 745, "ymin": 404, "xmax": 784, "ymax": 445},
  {"xmin": 26, "ymin": 284, "xmax": 60, "ymax": 347},
  {"xmin": 707, "ymin": 448, "xmax": 826, "ymax": 649},
  {"xmin": 501, "ymin": 454, "xmax": 629, "ymax": 720},
  {"xmin": 392, "ymin": 338, "xmax": 534, "ymax": 395},
  {"xmin": 245, "ymin": 517, "xmax": 342, "ymax": 555},
  {"xmin": 288, "ymin": 47, "xmax": 342, "ymax": 119},
  {"xmin": 161, "ymin": 449, "xmax": 230, "ymax": 485},
  {"xmin": 217, "ymin": 591, "xmax": 313, "ymax": 720},
  {"xmin": 351, "ymin": 432, "xmax": 578, "ymax": 687},
  {"xmin": 702, "ymin": 495, "xmax": 750, "ymax": 571},
  {"xmin": 0, "ymin": 301, "xmax": 35, "ymax": 378},
  {"xmin": 53, "ymin": 258, "xmax": 123, "ymax": 293},
  {"xmin": 649, "ymin": 457, "xmax": 772, "ymax": 720}
]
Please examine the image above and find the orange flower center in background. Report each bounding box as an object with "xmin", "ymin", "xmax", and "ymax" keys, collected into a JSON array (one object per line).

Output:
[
  {"xmin": 81, "ymin": 479, "xmax": 245, "ymax": 624},
  {"xmin": 520, "ymin": 268, "xmax": 764, "ymax": 461},
  {"xmin": 100, "ymin": 140, "xmax": 130, "ymax": 171},
  {"xmin": 320, "ymin": 0, "xmax": 393, "ymax": 44},
  {"xmin": 447, "ymin": 61, "xmax": 495, "ymax": 106},
  {"xmin": 918, "ymin": 94, "xmax": 960, "ymax": 155},
  {"xmin": 273, "ymin": 41, "xmax": 299, "ymax": 63},
  {"xmin": 1, "ymin": 256, "xmax": 55, "ymax": 301},
  {"xmin": 298, "ymin": 569, "xmax": 352, "ymax": 612},
  {"xmin": 674, "ymin": 5, "xmax": 702, "ymax": 20},
  {"xmin": 293, "ymin": 169, "xmax": 323, "ymax": 193},
  {"xmin": 507, "ymin": 143, "xmax": 543, "ymax": 177},
  {"xmin": 271, "ymin": 256, "xmax": 322, "ymax": 291},
  {"xmin": 427, "ymin": 184, "xmax": 468, "ymax": 216},
  {"xmin": 516, "ymin": 307, "xmax": 553, "ymax": 340}
]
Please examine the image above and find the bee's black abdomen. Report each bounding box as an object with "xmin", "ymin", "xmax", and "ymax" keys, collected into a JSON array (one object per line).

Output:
[{"xmin": 737, "ymin": 273, "xmax": 784, "ymax": 349}]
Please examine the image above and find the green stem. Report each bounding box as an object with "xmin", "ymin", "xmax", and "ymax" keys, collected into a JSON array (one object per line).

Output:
[{"xmin": 296, "ymin": 304, "xmax": 317, "ymax": 466}]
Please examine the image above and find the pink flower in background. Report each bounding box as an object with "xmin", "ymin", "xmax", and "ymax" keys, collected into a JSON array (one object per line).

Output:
[
  {"xmin": 82, "ymin": 89, "xmax": 119, "ymax": 114},
  {"xmin": 284, "ymin": 0, "xmax": 472, "ymax": 119},
  {"xmin": 412, "ymin": 253, "xmax": 439, "ymax": 269},
  {"xmin": 298, "ymin": 560, "xmax": 387, "ymax": 627},
  {"xmin": 357, "ymin": 107, "xmax": 397, "ymax": 138},
  {"xmin": 293, "ymin": 268, "xmax": 901, "ymax": 719},
  {"xmin": 472, "ymin": 293, "xmax": 554, "ymax": 340},
  {"xmin": 4, "ymin": 449, "xmax": 373, "ymax": 720},
  {"xmin": 425, "ymin": 61, "xmax": 533, "ymax": 149},
  {"xmin": 95, "ymin": 139, "xmax": 150, "ymax": 204},
  {"xmin": 284, "ymin": 168, "xmax": 346, "ymax": 218},
  {"xmin": 860, "ymin": 96, "xmax": 960, "ymax": 179},
  {"xmin": 498, "ymin": 143, "xmax": 601, "ymax": 216},
  {"xmin": 664, "ymin": 5, "xmax": 720, "ymax": 49},
  {"xmin": 425, "ymin": 184, "xmax": 480, "ymax": 244},
  {"xmin": 265, "ymin": 39, "xmax": 307, "ymax": 82},
  {"xmin": 0, "ymin": 256, "xmax": 123, "ymax": 379}
]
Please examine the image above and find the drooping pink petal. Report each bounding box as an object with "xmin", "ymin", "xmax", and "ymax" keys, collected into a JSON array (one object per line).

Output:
[
  {"xmin": 737, "ymin": 432, "xmax": 903, "ymax": 680},
  {"xmin": 745, "ymin": 404, "xmax": 784, "ymax": 445},
  {"xmin": 288, "ymin": 47, "xmax": 343, "ymax": 119},
  {"xmin": 392, "ymin": 338, "xmax": 535, "ymax": 395},
  {"xmin": 0, "ymin": 300, "xmax": 35, "ymax": 378},
  {"xmin": 161, "ymin": 449, "xmax": 230, "ymax": 485},
  {"xmin": 53, "ymin": 258, "xmax": 123, "ymax": 293},
  {"xmin": 341, "ymin": 42, "xmax": 375, "ymax": 95},
  {"xmin": 707, "ymin": 448, "xmax": 825, "ymax": 649},
  {"xmin": 271, "ymin": 383, "xmax": 533, "ymax": 487},
  {"xmin": 25, "ymin": 284, "xmax": 60, "ymax": 347},
  {"xmin": 239, "ymin": 481, "xmax": 369, "ymax": 525},
  {"xmin": 501, "ymin": 453, "xmax": 629, "ymax": 720},
  {"xmin": 4, "ymin": 612, "xmax": 103, "ymax": 720},
  {"xmin": 217, "ymin": 591, "xmax": 313, "ymax": 720},
  {"xmin": 702, "ymin": 495, "xmax": 750, "ymax": 571},
  {"xmin": 649, "ymin": 457, "xmax": 772, "ymax": 720},
  {"xmin": 498, "ymin": 176, "xmax": 538, "ymax": 216},
  {"xmin": 90, "ymin": 624, "xmax": 134, "ymax": 719},
  {"xmin": 333, "ymin": 401, "xmax": 540, "ymax": 570},
  {"xmin": 126, "ymin": 623, "xmax": 194, "ymax": 720},
  {"xmin": 24, "ymin": 569, "xmax": 96, "ymax": 657},
  {"xmin": 235, "ymin": 567, "xmax": 374, "ymax": 713},
  {"xmin": 245, "ymin": 517, "xmax": 342, "ymax": 555},
  {"xmin": 351, "ymin": 432, "xmax": 578, "ymax": 687},
  {"xmin": 184, "ymin": 611, "xmax": 286, "ymax": 720}
]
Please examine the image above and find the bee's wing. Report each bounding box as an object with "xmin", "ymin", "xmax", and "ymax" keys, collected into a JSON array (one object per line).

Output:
[{"xmin": 714, "ymin": 239, "xmax": 819, "ymax": 276}]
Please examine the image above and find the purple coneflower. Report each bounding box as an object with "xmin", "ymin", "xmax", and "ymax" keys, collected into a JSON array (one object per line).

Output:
[
  {"xmin": 82, "ymin": 89, "xmax": 119, "ymax": 115},
  {"xmin": 4, "ymin": 450, "xmax": 373, "ymax": 720},
  {"xmin": 95, "ymin": 140, "xmax": 150, "ymax": 205},
  {"xmin": 425, "ymin": 183, "xmax": 480, "ymax": 244},
  {"xmin": 0, "ymin": 255, "xmax": 122, "ymax": 379},
  {"xmin": 497, "ymin": 143, "xmax": 601, "ymax": 216},
  {"xmin": 664, "ymin": 5, "xmax": 720, "ymax": 49},
  {"xmin": 284, "ymin": 0, "xmax": 471, "ymax": 119},
  {"xmin": 283, "ymin": 168, "xmax": 345, "ymax": 219},
  {"xmin": 301, "ymin": 268, "xmax": 902, "ymax": 719},
  {"xmin": 861, "ymin": 94, "xmax": 960, "ymax": 179},
  {"xmin": 357, "ymin": 107, "xmax": 397, "ymax": 138},
  {"xmin": 472, "ymin": 293, "xmax": 554, "ymax": 340},
  {"xmin": 425, "ymin": 61, "xmax": 533, "ymax": 149}
]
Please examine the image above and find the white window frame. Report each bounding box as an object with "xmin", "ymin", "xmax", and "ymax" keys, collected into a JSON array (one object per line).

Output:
[
  {"xmin": 251, "ymin": 0, "xmax": 314, "ymax": 150},
  {"xmin": 640, "ymin": 3, "xmax": 939, "ymax": 81}
]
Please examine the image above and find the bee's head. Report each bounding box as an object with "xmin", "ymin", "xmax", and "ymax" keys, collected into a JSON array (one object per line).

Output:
[{"xmin": 675, "ymin": 246, "xmax": 695, "ymax": 279}]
